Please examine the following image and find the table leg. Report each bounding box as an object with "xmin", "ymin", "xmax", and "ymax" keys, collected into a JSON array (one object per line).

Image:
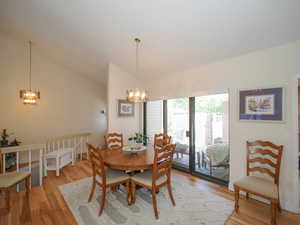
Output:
[{"xmin": 127, "ymin": 180, "xmax": 133, "ymax": 205}]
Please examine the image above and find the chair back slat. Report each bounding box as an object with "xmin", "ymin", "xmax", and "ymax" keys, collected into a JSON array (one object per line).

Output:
[
  {"xmin": 247, "ymin": 140, "xmax": 283, "ymax": 185},
  {"xmin": 248, "ymin": 167, "xmax": 276, "ymax": 178},
  {"xmin": 157, "ymin": 151, "xmax": 173, "ymax": 162},
  {"xmin": 107, "ymin": 138, "xmax": 123, "ymax": 145},
  {"xmin": 154, "ymin": 133, "xmax": 171, "ymax": 147},
  {"xmin": 251, "ymin": 148, "xmax": 279, "ymax": 159},
  {"xmin": 248, "ymin": 157, "xmax": 277, "ymax": 168},
  {"xmin": 104, "ymin": 133, "xmax": 123, "ymax": 150},
  {"xmin": 87, "ymin": 143, "xmax": 106, "ymax": 185},
  {"xmin": 152, "ymin": 144, "xmax": 175, "ymax": 184},
  {"xmin": 247, "ymin": 140, "xmax": 282, "ymax": 150}
]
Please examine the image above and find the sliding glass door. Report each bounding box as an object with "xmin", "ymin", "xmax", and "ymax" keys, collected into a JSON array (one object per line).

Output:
[
  {"xmin": 167, "ymin": 98, "xmax": 190, "ymax": 170},
  {"xmin": 194, "ymin": 93, "xmax": 229, "ymax": 183},
  {"xmin": 145, "ymin": 91, "xmax": 229, "ymax": 185}
]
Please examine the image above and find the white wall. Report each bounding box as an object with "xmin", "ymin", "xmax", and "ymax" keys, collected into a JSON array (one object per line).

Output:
[
  {"xmin": 0, "ymin": 33, "xmax": 107, "ymax": 146},
  {"xmin": 107, "ymin": 63, "xmax": 143, "ymax": 143},
  {"xmin": 144, "ymin": 41, "xmax": 300, "ymax": 212}
]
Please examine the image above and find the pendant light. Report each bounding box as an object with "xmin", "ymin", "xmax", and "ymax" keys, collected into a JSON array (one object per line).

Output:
[
  {"xmin": 126, "ymin": 38, "xmax": 149, "ymax": 103},
  {"xmin": 20, "ymin": 41, "xmax": 40, "ymax": 105}
]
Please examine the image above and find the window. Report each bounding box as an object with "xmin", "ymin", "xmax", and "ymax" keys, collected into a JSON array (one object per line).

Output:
[{"xmin": 146, "ymin": 100, "xmax": 163, "ymax": 143}]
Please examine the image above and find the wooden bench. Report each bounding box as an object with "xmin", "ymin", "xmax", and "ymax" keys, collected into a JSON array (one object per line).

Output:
[
  {"xmin": 44, "ymin": 133, "xmax": 90, "ymax": 176},
  {"xmin": 44, "ymin": 148, "xmax": 74, "ymax": 176}
]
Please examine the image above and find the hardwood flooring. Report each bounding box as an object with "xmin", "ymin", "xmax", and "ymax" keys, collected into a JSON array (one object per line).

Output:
[{"xmin": 0, "ymin": 160, "xmax": 299, "ymax": 225}]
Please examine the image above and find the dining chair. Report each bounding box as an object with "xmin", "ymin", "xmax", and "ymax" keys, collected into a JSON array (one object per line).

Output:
[
  {"xmin": 154, "ymin": 133, "xmax": 171, "ymax": 147},
  {"xmin": 0, "ymin": 171, "xmax": 31, "ymax": 211},
  {"xmin": 233, "ymin": 141, "xmax": 283, "ymax": 225},
  {"xmin": 131, "ymin": 144, "xmax": 176, "ymax": 219},
  {"xmin": 87, "ymin": 143, "xmax": 130, "ymax": 216},
  {"xmin": 104, "ymin": 133, "xmax": 123, "ymax": 150}
]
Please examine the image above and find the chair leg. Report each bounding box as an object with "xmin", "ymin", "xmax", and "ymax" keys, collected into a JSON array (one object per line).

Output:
[
  {"xmin": 99, "ymin": 186, "xmax": 106, "ymax": 216},
  {"xmin": 246, "ymin": 192, "xmax": 249, "ymax": 200},
  {"xmin": 5, "ymin": 189, "xmax": 10, "ymax": 212},
  {"xmin": 25, "ymin": 176, "xmax": 31, "ymax": 197},
  {"xmin": 56, "ymin": 156, "xmax": 60, "ymax": 176},
  {"xmin": 131, "ymin": 182, "xmax": 136, "ymax": 204},
  {"xmin": 167, "ymin": 181, "xmax": 175, "ymax": 206},
  {"xmin": 234, "ymin": 186, "xmax": 239, "ymax": 213},
  {"xmin": 151, "ymin": 189, "xmax": 159, "ymax": 219},
  {"xmin": 44, "ymin": 157, "xmax": 48, "ymax": 177},
  {"xmin": 277, "ymin": 195, "xmax": 281, "ymax": 213},
  {"xmin": 71, "ymin": 151, "xmax": 75, "ymax": 166},
  {"xmin": 88, "ymin": 178, "xmax": 96, "ymax": 202},
  {"xmin": 270, "ymin": 200, "xmax": 277, "ymax": 225}
]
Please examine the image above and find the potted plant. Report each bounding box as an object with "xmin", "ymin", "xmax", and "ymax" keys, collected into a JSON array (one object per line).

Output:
[
  {"xmin": 0, "ymin": 129, "xmax": 11, "ymax": 146},
  {"xmin": 0, "ymin": 129, "xmax": 21, "ymax": 170},
  {"xmin": 128, "ymin": 133, "xmax": 149, "ymax": 147}
]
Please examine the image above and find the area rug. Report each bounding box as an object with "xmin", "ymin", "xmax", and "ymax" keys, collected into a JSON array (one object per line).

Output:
[{"xmin": 59, "ymin": 177, "xmax": 233, "ymax": 225}]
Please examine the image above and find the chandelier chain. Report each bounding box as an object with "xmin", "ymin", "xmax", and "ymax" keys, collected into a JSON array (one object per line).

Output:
[
  {"xmin": 19, "ymin": 40, "xmax": 40, "ymax": 105},
  {"xmin": 135, "ymin": 38, "xmax": 139, "ymax": 77},
  {"xmin": 29, "ymin": 40, "xmax": 32, "ymax": 90},
  {"xmin": 126, "ymin": 38, "xmax": 148, "ymax": 103}
]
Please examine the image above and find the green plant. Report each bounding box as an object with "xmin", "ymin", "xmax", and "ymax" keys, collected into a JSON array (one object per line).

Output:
[
  {"xmin": 1, "ymin": 129, "xmax": 12, "ymax": 141},
  {"xmin": 0, "ymin": 129, "xmax": 21, "ymax": 147},
  {"xmin": 128, "ymin": 133, "xmax": 149, "ymax": 144},
  {"xmin": 0, "ymin": 129, "xmax": 13, "ymax": 146}
]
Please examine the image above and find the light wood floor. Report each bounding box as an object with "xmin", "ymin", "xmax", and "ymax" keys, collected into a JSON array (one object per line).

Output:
[{"xmin": 0, "ymin": 160, "xmax": 299, "ymax": 225}]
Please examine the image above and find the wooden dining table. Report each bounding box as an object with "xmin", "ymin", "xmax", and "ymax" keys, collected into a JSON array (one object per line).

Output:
[{"xmin": 101, "ymin": 145, "xmax": 155, "ymax": 171}]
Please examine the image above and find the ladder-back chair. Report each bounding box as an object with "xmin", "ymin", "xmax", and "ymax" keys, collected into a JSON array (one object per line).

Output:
[
  {"xmin": 87, "ymin": 143, "xmax": 130, "ymax": 216},
  {"xmin": 233, "ymin": 141, "xmax": 283, "ymax": 225},
  {"xmin": 131, "ymin": 144, "xmax": 176, "ymax": 219}
]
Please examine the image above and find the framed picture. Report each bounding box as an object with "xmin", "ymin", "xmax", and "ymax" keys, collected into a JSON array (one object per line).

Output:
[
  {"xmin": 118, "ymin": 99, "xmax": 135, "ymax": 117},
  {"xmin": 239, "ymin": 87, "xmax": 284, "ymax": 122}
]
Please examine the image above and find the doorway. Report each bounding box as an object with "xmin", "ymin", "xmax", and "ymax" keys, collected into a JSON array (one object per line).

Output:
[
  {"xmin": 144, "ymin": 91, "xmax": 230, "ymax": 185},
  {"xmin": 193, "ymin": 94, "xmax": 229, "ymax": 182},
  {"xmin": 167, "ymin": 98, "xmax": 190, "ymax": 170},
  {"xmin": 166, "ymin": 93, "xmax": 229, "ymax": 185}
]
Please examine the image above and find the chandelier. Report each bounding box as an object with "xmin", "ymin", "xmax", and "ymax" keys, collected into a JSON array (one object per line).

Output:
[
  {"xmin": 20, "ymin": 41, "xmax": 40, "ymax": 105},
  {"xmin": 126, "ymin": 38, "xmax": 149, "ymax": 103}
]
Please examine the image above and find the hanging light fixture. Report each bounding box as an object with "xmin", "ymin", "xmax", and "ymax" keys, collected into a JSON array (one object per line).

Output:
[
  {"xmin": 126, "ymin": 38, "xmax": 149, "ymax": 103},
  {"xmin": 20, "ymin": 41, "xmax": 40, "ymax": 105}
]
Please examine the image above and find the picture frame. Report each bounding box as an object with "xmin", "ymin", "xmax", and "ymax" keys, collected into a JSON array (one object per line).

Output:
[
  {"xmin": 239, "ymin": 87, "xmax": 284, "ymax": 122},
  {"xmin": 118, "ymin": 99, "xmax": 135, "ymax": 117}
]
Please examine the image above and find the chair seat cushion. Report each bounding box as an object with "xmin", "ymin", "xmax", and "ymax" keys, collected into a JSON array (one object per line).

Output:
[
  {"xmin": 96, "ymin": 169, "xmax": 129, "ymax": 185},
  {"xmin": 131, "ymin": 170, "xmax": 167, "ymax": 186},
  {"xmin": 0, "ymin": 171, "xmax": 31, "ymax": 188},
  {"xmin": 234, "ymin": 176, "xmax": 278, "ymax": 199}
]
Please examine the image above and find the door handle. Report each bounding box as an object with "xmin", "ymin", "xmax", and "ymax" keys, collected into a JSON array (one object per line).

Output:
[{"xmin": 186, "ymin": 130, "xmax": 190, "ymax": 137}]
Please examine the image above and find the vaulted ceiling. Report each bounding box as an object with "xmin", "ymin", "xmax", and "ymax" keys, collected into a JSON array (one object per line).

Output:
[{"xmin": 1, "ymin": 0, "xmax": 300, "ymax": 84}]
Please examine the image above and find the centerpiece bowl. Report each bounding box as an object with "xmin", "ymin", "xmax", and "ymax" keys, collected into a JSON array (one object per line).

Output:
[{"xmin": 122, "ymin": 145, "xmax": 146, "ymax": 154}]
